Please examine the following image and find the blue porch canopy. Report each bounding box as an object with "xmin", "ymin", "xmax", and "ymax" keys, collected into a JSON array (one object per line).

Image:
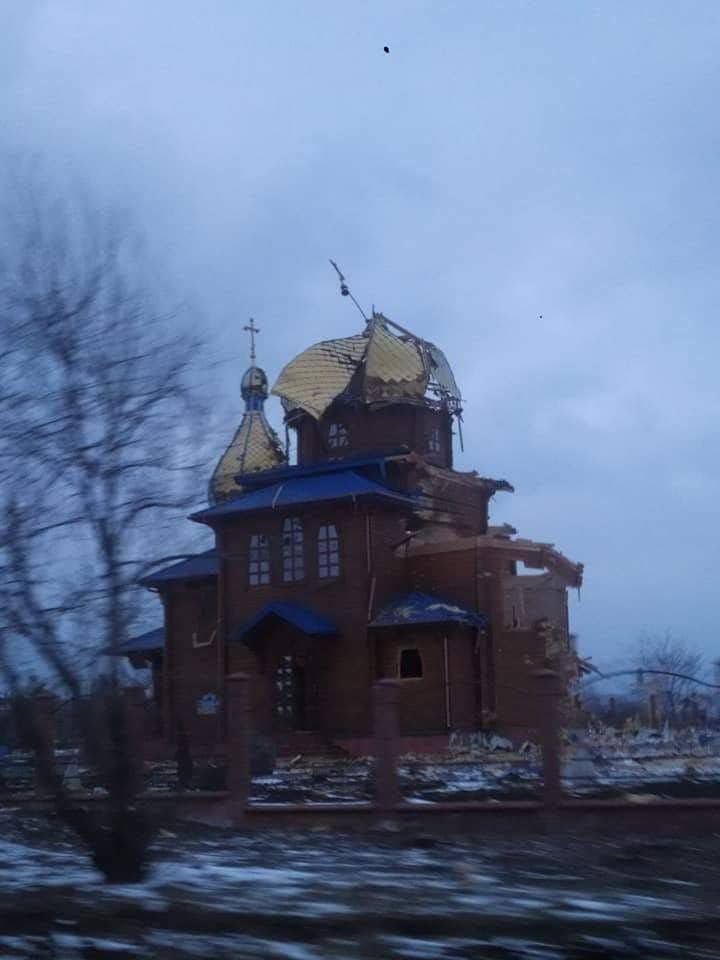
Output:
[
  {"xmin": 369, "ymin": 591, "xmax": 488, "ymax": 630},
  {"xmin": 232, "ymin": 601, "xmax": 338, "ymax": 643}
]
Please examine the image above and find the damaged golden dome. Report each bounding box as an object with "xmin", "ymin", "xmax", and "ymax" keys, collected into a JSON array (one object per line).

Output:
[{"xmin": 271, "ymin": 313, "xmax": 461, "ymax": 421}]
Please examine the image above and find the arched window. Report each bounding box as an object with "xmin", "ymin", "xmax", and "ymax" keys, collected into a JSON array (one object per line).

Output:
[
  {"xmin": 427, "ymin": 427, "xmax": 441, "ymax": 455},
  {"xmin": 328, "ymin": 422, "xmax": 349, "ymax": 450},
  {"xmin": 249, "ymin": 534, "xmax": 270, "ymax": 586},
  {"xmin": 282, "ymin": 517, "xmax": 305, "ymax": 582},
  {"xmin": 399, "ymin": 648, "xmax": 423, "ymax": 679},
  {"xmin": 317, "ymin": 523, "xmax": 340, "ymax": 579}
]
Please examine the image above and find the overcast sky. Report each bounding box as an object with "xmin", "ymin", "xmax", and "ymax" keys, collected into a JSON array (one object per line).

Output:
[{"xmin": 2, "ymin": 1, "xmax": 718, "ymax": 670}]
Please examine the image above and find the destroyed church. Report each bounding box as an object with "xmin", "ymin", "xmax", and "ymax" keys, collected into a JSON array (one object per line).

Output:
[{"xmin": 124, "ymin": 310, "xmax": 584, "ymax": 754}]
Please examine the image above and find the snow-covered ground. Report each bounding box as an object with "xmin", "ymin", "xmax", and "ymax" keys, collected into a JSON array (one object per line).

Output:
[
  {"xmin": 1, "ymin": 810, "xmax": 720, "ymax": 958},
  {"xmin": 6, "ymin": 727, "xmax": 720, "ymax": 805}
]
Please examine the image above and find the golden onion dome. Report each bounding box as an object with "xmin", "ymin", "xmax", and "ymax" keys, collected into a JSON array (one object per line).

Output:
[
  {"xmin": 270, "ymin": 313, "xmax": 461, "ymax": 420},
  {"xmin": 209, "ymin": 364, "xmax": 286, "ymax": 503}
]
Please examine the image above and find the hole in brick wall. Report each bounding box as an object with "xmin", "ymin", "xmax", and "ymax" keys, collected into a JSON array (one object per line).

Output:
[{"xmin": 399, "ymin": 648, "xmax": 423, "ymax": 679}]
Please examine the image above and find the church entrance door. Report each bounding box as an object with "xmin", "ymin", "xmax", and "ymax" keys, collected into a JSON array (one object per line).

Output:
[{"xmin": 273, "ymin": 654, "xmax": 306, "ymax": 731}]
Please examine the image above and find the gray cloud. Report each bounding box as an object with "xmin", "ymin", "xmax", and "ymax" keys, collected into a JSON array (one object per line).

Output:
[{"xmin": 2, "ymin": 0, "xmax": 718, "ymax": 668}]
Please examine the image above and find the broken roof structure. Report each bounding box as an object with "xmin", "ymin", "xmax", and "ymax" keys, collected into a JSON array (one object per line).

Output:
[
  {"xmin": 271, "ymin": 313, "xmax": 462, "ymax": 420},
  {"xmin": 124, "ymin": 287, "xmax": 586, "ymax": 751},
  {"xmin": 403, "ymin": 527, "xmax": 584, "ymax": 589}
]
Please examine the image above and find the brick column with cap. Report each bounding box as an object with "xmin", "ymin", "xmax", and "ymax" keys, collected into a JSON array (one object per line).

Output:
[
  {"xmin": 123, "ymin": 685, "xmax": 147, "ymax": 797},
  {"xmin": 373, "ymin": 679, "xmax": 401, "ymax": 811},
  {"xmin": 226, "ymin": 672, "xmax": 250, "ymax": 822},
  {"xmin": 534, "ymin": 668, "xmax": 563, "ymax": 811},
  {"xmin": 32, "ymin": 690, "xmax": 57, "ymax": 796}
]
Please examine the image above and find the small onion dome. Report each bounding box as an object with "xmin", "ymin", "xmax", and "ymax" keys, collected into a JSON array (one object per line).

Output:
[
  {"xmin": 209, "ymin": 364, "xmax": 286, "ymax": 503},
  {"xmin": 241, "ymin": 365, "xmax": 269, "ymax": 411}
]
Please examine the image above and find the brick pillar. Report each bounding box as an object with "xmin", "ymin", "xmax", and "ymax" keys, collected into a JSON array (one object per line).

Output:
[
  {"xmin": 226, "ymin": 673, "xmax": 250, "ymax": 823},
  {"xmin": 123, "ymin": 685, "xmax": 147, "ymax": 797},
  {"xmin": 33, "ymin": 691, "xmax": 56, "ymax": 796},
  {"xmin": 648, "ymin": 693, "xmax": 658, "ymax": 729},
  {"xmin": 373, "ymin": 679, "xmax": 400, "ymax": 811},
  {"xmin": 607, "ymin": 696, "xmax": 616, "ymax": 725},
  {"xmin": 534, "ymin": 669, "xmax": 563, "ymax": 812}
]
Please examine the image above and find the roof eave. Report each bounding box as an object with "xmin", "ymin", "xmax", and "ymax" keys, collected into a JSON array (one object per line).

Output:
[{"xmin": 190, "ymin": 489, "xmax": 417, "ymax": 525}]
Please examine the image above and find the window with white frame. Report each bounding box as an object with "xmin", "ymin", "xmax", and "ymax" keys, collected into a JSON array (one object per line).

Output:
[
  {"xmin": 427, "ymin": 426, "xmax": 441, "ymax": 455},
  {"xmin": 317, "ymin": 523, "xmax": 340, "ymax": 579},
  {"xmin": 282, "ymin": 517, "xmax": 305, "ymax": 582},
  {"xmin": 249, "ymin": 533, "xmax": 270, "ymax": 586},
  {"xmin": 327, "ymin": 422, "xmax": 349, "ymax": 449}
]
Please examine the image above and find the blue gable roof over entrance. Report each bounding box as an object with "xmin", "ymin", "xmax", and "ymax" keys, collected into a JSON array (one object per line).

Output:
[
  {"xmin": 232, "ymin": 601, "xmax": 339, "ymax": 640},
  {"xmin": 232, "ymin": 601, "xmax": 338, "ymax": 642}
]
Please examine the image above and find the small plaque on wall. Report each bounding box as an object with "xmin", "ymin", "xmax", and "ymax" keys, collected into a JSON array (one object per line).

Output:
[{"xmin": 196, "ymin": 692, "xmax": 219, "ymax": 716}]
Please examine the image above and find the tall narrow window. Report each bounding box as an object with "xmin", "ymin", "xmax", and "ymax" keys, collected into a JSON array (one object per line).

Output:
[
  {"xmin": 249, "ymin": 534, "xmax": 270, "ymax": 586},
  {"xmin": 282, "ymin": 517, "xmax": 305, "ymax": 582},
  {"xmin": 427, "ymin": 427, "xmax": 441, "ymax": 455},
  {"xmin": 328, "ymin": 422, "xmax": 349, "ymax": 449},
  {"xmin": 317, "ymin": 523, "xmax": 340, "ymax": 579}
]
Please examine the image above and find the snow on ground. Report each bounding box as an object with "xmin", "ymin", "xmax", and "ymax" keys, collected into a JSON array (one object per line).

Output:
[
  {"xmin": 1, "ymin": 811, "xmax": 720, "ymax": 957},
  {"xmin": 7, "ymin": 726, "xmax": 720, "ymax": 806}
]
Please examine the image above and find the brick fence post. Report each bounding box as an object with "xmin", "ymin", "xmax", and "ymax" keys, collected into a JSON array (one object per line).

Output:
[
  {"xmin": 534, "ymin": 669, "xmax": 563, "ymax": 812},
  {"xmin": 373, "ymin": 679, "xmax": 401, "ymax": 812},
  {"xmin": 123, "ymin": 685, "xmax": 147, "ymax": 797},
  {"xmin": 648, "ymin": 693, "xmax": 658, "ymax": 729},
  {"xmin": 226, "ymin": 673, "xmax": 250, "ymax": 824},
  {"xmin": 33, "ymin": 690, "xmax": 56, "ymax": 796}
]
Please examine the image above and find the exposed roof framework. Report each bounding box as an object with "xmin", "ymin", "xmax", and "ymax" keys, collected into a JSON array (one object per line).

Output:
[{"xmin": 402, "ymin": 531, "xmax": 584, "ymax": 588}]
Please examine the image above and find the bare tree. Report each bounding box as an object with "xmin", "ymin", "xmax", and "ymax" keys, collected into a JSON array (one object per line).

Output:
[
  {"xmin": 635, "ymin": 631, "xmax": 704, "ymax": 725},
  {"xmin": 0, "ymin": 169, "xmax": 207, "ymax": 880}
]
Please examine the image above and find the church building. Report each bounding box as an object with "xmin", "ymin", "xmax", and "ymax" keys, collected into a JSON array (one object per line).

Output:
[{"xmin": 124, "ymin": 308, "xmax": 584, "ymax": 755}]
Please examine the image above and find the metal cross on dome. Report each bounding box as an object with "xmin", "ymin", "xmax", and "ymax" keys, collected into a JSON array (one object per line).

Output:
[{"xmin": 243, "ymin": 318, "xmax": 260, "ymax": 364}]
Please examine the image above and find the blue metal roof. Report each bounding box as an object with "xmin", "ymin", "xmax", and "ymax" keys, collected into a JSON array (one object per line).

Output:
[
  {"xmin": 236, "ymin": 451, "xmax": 404, "ymax": 489},
  {"xmin": 139, "ymin": 549, "xmax": 218, "ymax": 586},
  {"xmin": 369, "ymin": 591, "xmax": 488, "ymax": 629},
  {"xmin": 232, "ymin": 602, "xmax": 338, "ymax": 643},
  {"xmin": 192, "ymin": 470, "xmax": 415, "ymax": 522},
  {"xmin": 117, "ymin": 627, "xmax": 164, "ymax": 654}
]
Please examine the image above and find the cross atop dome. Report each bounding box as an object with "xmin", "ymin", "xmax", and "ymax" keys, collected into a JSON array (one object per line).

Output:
[
  {"xmin": 244, "ymin": 318, "xmax": 260, "ymax": 364},
  {"xmin": 208, "ymin": 317, "xmax": 286, "ymax": 503}
]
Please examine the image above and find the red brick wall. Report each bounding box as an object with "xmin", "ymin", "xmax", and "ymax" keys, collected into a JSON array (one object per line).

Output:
[
  {"xmin": 158, "ymin": 496, "xmax": 566, "ymax": 746},
  {"xmin": 494, "ymin": 628, "xmax": 545, "ymax": 730},
  {"xmin": 163, "ymin": 581, "xmax": 220, "ymax": 748},
  {"xmin": 407, "ymin": 547, "xmax": 490, "ymax": 612},
  {"xmin": 217, "ymin": 504, "xmax": 409, "ymax": 737},
  {"xmin": 294, "ymin": 403, "xmax": 453, "ymax": 468},
  {"xmin": 374, "ymin": 625, "xmax": 478, "ymax": 734}
]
